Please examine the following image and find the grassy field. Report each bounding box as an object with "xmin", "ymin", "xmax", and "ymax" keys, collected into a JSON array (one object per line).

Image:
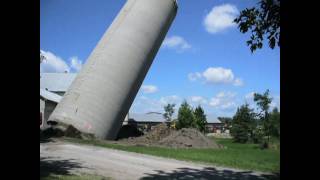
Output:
[
  {"xmin": 63, "ymin": 137, "xmax": 280, "ymax": 173},
  {"xmin": 41, "ymin": 173, "xmax": 110, "ymax": 180}
]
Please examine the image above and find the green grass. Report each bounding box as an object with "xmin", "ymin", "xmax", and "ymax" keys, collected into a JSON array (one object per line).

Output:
[
  {"xmin": 41, "ymin": 173, "xmax": 111, "ymax": 180},
  {"xmin": 63, "ymin": 137, "xmax": 280, "ymax": 173}
]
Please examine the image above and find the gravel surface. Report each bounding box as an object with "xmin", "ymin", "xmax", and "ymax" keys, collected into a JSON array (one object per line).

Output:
[{"xmin": 40, "ymin": 140, "xmax": 279, "ymax": 180}]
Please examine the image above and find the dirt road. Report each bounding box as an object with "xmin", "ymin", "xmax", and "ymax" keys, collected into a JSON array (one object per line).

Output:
[{"xmin": 40, "ymin": 140, "xmax": 279, "ymax": 180}]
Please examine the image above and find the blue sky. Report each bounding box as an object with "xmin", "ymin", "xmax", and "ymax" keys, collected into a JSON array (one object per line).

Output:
[{"xmin": 40, "ymin": 0, "xmax": 280, "ymax": 120}]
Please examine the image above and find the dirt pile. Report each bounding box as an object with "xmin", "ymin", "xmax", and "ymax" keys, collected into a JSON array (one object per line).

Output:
[
  {"xmin": 159, "ymin": 128, "xmax": 220, "ymax": 148},
  {"xmin": 119, "ymin": 123, "xmax": 172, "ymax": 146},
  {"xmin": 119, "ymin": 123, "xmax": 220, "ymax": 149}
]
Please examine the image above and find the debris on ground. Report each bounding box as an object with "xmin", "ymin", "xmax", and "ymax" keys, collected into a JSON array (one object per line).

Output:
[
  {"xmin": 119, "ymin": 123, "xmax": 220, "ymax": 149},
  {"xmin": 159, "ymin": 128, "xmax": 220, "ymax": 149},
  {"xmin": 119, "ymin": 123, "xmax": 172, "ymax": 146},
  {"xmin": 40, "ymin": 123, "xmax": 95, "ymax": 140},
  {"xmin": 116, "ymin": 124, "xmax": 144, "ymax": 140}
]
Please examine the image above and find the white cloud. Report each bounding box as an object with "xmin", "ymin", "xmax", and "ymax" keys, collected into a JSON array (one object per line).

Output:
[
  {"xmin": 141, "ymin": 85, "xmax": 158, "ymax": 94},
  {"xmin": 40, "ymin": 50, "xmax": 70, "ymax": 73},
  {"xmin": 217, "ymin": 91, "xmax": 236, "ymax": 98},
  {"xmin": 40, "ymin": 50, "xmax": 83, "ymax": 73},
  {"xmin": 190, "ymin": 67, "xmax": 243, "ymax": 86},
  {"xmin": 209, "ymin": 91, "xmax": 237, "ymax": 110},
  {"xmin": 204, "ymin": 4, "xmax": 239, "ymax": 34},
  {"xmin": 189, "ymin": 96, "xmax": 207, "ymax": 105},
  {"xmin": 70, "ymin": 56, "xmax": 83, "ymax": 72},
  {"xmin": 188, "ymin": 72, "xmax": 202, "ymax": 81},
  {"xmin": 162, "ymin": 36, "xmax": 191, "ymax": 52},
  {"xmin": 209, "ymin": 98, "xmax": 220, "ymax": 107},
  {"xmin": 203, "ymin": 67, "xmax": 234, "ymax": 84}
]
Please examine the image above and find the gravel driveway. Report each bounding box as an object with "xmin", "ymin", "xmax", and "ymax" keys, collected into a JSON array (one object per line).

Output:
[{"xmin": 40, "ymin": 140, "xmax": 279, "ymax": 180}]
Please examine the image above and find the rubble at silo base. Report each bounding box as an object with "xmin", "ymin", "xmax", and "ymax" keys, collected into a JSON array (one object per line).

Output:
[
  {"xmin": 41, "ymin": 122, "xmax": 221, "ymax": 149},
  {"xmin": 40, "ymin": 122, "xmax": 95, "ymax": 140}
]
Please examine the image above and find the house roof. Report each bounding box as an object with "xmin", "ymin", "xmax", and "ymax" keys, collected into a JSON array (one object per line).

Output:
[
  {"xmin": 40, "ymin": 73, "xmax": 77, "ymax": 92},
  {"xmin": 40, "ymin": 88, "xmax": 62, "ymax": 103}
]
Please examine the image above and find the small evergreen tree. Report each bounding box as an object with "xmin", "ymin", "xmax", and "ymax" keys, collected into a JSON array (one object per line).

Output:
[
  {"xmin": 176, "ymin": 100, "xmax": 194, "ymax": 129},
  {"xmin": 194, "ymin": 105, "xmax": 207, "ymax": 133},
  {"xmin": 230, "ymin": 103, "xmax": 255, "ymax": 143}
]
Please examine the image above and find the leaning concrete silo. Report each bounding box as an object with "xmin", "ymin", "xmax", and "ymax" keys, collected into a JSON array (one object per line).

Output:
[{"xmin": 48, "ymin": 0, "xmax": 178, "ymax": 139}]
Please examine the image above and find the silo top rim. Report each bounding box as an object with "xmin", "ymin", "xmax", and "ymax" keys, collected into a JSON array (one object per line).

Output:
[{"xmin": 173, "ymin": 0, "xmax": 178, "ymax": 9}]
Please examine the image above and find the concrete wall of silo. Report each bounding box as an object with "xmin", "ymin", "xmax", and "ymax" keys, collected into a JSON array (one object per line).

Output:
[{"xmin": 48, "ymin": 0, "xmax": 178, "ymax": 139}]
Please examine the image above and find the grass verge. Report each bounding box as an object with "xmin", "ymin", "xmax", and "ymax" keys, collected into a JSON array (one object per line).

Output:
[
  {"xmin": 41, "ymin": 173, "xmax": 111, "ymax": 180},
  {"xmin": 63, "ymin": 137, "xmax": 279, "ymax": 173}
]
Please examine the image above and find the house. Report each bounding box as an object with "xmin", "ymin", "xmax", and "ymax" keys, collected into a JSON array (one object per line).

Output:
[{"xmin": 205, "ymin": 120, "xmax": 224, "ymax": 133}]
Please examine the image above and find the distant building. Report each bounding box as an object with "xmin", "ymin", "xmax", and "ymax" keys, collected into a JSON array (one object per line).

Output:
[
  {"xmin": 205, "ymin": 120, "xmax": 224, "ymax": 133},
  {"xmin": 40, "ymin": 89, "xmax": 62, "ymax": 129},
  {"xmin": 124, "ymin": 112, "xmax": 164, "ymax": 132},
  {"xmin": 40, "ymin": 73, "xmax": 76, "ymax": 129},
  {"xmin": 127, "ymin": 112, "xmax": 226, "ymax": 133}
]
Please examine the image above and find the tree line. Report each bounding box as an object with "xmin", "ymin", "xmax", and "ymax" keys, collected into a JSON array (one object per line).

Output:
[
  {"xmin": 230, "ymin": 89, "xmax": 280, "ymax": 148},
  {"xmin": 163, "ymin": 101, "xmax": 207, "ymax": 133},
  {"xmin": 163, "ymin": 89, "xmax": 280, "ymax": 149}
]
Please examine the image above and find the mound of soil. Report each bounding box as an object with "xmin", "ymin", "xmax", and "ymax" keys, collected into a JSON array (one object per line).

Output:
[
  {"xmin": 119, "ymin": 123, "xmax": 220, "ymax": 149},
  {"xmin": 119, "ymin": 123, "xmax": 172, "ymax": 146},
  {"xmin": 159, "ymin": 128, "xmax": 220, "ymax": 149}
]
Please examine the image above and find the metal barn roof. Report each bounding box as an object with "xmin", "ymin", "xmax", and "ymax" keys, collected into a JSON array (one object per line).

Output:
[
  {"xmin": 40, "ymin": 73, "xmax": 77, "ymax": 92},
  {"xmin": 40, "ymin": 88, "xmax": 62, "ymax": 103}
]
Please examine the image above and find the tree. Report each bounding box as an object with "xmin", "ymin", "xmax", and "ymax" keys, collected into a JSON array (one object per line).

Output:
[
  {"xmin": 163, "ymin": 103, "xmax": 175, "ymax": 122},
  {"xmin": 269, "ymin": 107, "xmax": 280, "ymax": 138},
  {"xmin": 193, "ymin": 105, "xmax": 207, "ymax": 133},
  {"xmin": 234, "ymin": 0, "xmax": 280, "ymax": 52},
  {"xmin": 254, "ymin": 89, "xmax": 273, "ymax": 144},
  {"xmin": 176, "ymin": 100, "xmax": 195, "ymax": 129},
  {"xmin": 230, "ymin": 103, "xmax": 256, "ymax": 143}
]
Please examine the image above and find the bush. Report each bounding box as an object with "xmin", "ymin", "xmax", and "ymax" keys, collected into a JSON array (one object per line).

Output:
[{"xmin": 251, "ymin": 126, "xmax": 264, "ymax": 144}]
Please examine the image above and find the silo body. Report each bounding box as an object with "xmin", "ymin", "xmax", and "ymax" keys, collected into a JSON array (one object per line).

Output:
[{"xmin": 48, "ymin": 0, "xmax": 178, "ymax": 139}]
